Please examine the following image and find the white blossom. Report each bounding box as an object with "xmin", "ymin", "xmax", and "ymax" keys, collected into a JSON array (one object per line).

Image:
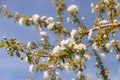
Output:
[
  {"xmin": 27, "ymin": 42, "xmax": 37, "ymax": 49},
  {"xmin": 14, "ymin": 12, "xmax": 19, "ymax": 18},
  {"xmin": 67, "ymin": 17, "xmax": 71, "ymax": 23},
  {"xmin": 25, "ymin": 56, "xmax": 28, "ymax": 62},
  {"xmin": 72, "ymin": 78, "xmax": 75, "ymax": 80},
  {"xmin": 40, "ymin": 37, "xmax": 46, "ymax": 42},
  {"xmin": 70, "ymin": 29, "xmax": 77, "ymax": 38},
  {"xmin": 46, "ymin": 17, "xmax": 54, "ymax": 23},
  {"xmin": 91, "ymin": 8, "xmax": 95, "ymax": 13},
  {"xmin": 49, "ymin": 65, "xmax": 56, "ymax": 70},
  {"xmin": 91, "ymin": 4, "xmax": 98, "ymax": 13},
  {"xmin": 113, "ymin": 19, "xmax": 118, "ymax": 23},
  {"xmin": 3, "ymin": 36, "xmax": 7, "ymax": 39},
  {"xmin": 110, "ymin": 49, "xmax": 113, "ymax": 52},
  {"xmin": 110, "ymin": 39, "xmax": 116, "ymax": 43},
  {"xmin": 64, "ymin": 63, "xmax": 71, "ymax": 72},
  {"xmin": 105, "ymin": 67, "xmax": 109, "ymax": 76},
  {"xmin": 3, "ymin": 5, "xmax": 7, "ymax": 8},
  {"xmin": 103, "ymin": 34, "xmax": 107, "ymax": 38},
  {"xmin": 94, "ymin": 4, "xmax": 99, "ymax": 9},
  {"xmin": 47, "ymin": 22, "xmax": 55, "ymax": 30},
  {"xmin": 92, "ymin": 42, "xmax": 98, "ymax": 50},
  {"xmin": 82, "ymin": 17, "xmax": 85, "ymax": 20},
  {"xmin": 77, "ymin": 71, "xmax": 82, "ymax": 77},
  {"xmin": 40, "ymin": 31, "xmax": 47, "ymax": 36},
  {"xmin": 27, "ymin": 42, "xmax": 32, "ymax": 48},
  {"xmin": 91, "ymin": 3, "xmax": 94, "ymax": 8},
  {"xmin": 98, "ymin": 20, "xmax": 109, "ymax": 25},
  {"xmin": 41, "ymin": 16, "xmax": 47, "ymax": 21},
  {"xmin": 6, "ymin": 47, "xmax": 10, "ymax": 51},
  {"xmin": 31, "ymin": 14, "xmax": 40, "ymax": 23},
  {"xmin": 53, "ymin": 45, "xmax": 62, "ymax": 54},
  {"xmin": 29, "ymin": 64, "xmax": 34, "ymax": 72},
  {"xmin": 88, "ymin": 29, "xmax": 93, "ymax": 40},
  {"xmin": 55, "ymin": 71, "xmax": 60, "ymax": 80},
  {"xmin": 60, "ymin": 38, "xmax": 75, "ymax": 48},
  {"xmin": 56, "ymin": 21, "xmax": 61, "ymax": 25},
  {"xmin": 116, "ymin": 54, "xmax": 120, "ymax": 60},
  {"xmin": 104, "ymin": 0, "xmax": 109, "ymax": 4},
  {"xmin": 67, "ymin": 5, "xmax": 78, "ymax": 12},
  {"xmin": 19, "ymin": 17, "xmax": 24, "ymax": 25},
  {"xmin": 67, "ymin": 5, "xmax": 78, "ymax": 14},
  {"xmin": 86, "ymin": 74, "xmax": 90, "ymax": 80},
  {"xmin": 99, "ymin": 53, "xmax": 106, "ymax": 58},
  {"xmin": 75, "ymin": 55, "xmax": 80, "ymax": 60},
  {"xmin": 84, "ymin": 54, "xmax": 90, "ymax": 60},
  {"xmin": 43, "ymin": 71, "xmax": 51, "ymax": 80},
  {"xmin": 113, "ymin": 33, "xmax": 115, "ymax": 37},
  {"xmin": 73, "ymin": 43, "xmax": 86, "ymax": 50},
  {"xmin": 105, "ymin": 42, "xmax": 111, "ymax": 48}
]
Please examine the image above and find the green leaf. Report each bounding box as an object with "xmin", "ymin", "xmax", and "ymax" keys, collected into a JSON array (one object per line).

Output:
[
  {"xmin": 0, "ymin": 41, "xmax": 5, "ymax": 48},
  {"xmin": 38, "ymin": 50, "xmax": 47, "ymax": 55},
  {"xmin": 16, "ymin": 51, "xmax": 20, "ymax": 57}
]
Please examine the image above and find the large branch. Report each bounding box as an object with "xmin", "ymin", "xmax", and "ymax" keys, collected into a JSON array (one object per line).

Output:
[
  {"xmin": 87, "ymin": 22, "xmax": 120, "ymax": 34},
  {"xmin": 85, "ymin": 22, "xmax": 120, "ymax": 48}
]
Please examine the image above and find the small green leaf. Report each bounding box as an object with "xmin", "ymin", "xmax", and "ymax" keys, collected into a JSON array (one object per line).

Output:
[
  {"xmin": 16, "ymin": 51, "xmax": 20, "ymax": 57},
  {"xmin": 0, "ymin": 41, "xmax": 5, "ymax": 48}
]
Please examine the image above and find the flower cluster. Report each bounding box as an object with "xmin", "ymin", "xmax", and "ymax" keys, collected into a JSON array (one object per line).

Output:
[
  {"xmin": 52, "ymin": 37, "xmax": 75, "ymax": 55},
  {"xmin": 73, "ymin": 43, "xmax": 86, "ymax": 51},
  {"xmin": 1, "ymin": 0, "xmax": 120, "ymax": 80},
  {"xmin": 52, "ymin": 45, "xmax": 62, "ymax": 54},
  {"xmin": 60, "ymin": 38, "xmax": 75, "ymax": 48}
]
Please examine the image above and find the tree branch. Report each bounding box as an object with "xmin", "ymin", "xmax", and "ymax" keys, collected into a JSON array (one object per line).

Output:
[{"xmin": 87, "ymin": 22, "xmax": 120, "ymax": 34}]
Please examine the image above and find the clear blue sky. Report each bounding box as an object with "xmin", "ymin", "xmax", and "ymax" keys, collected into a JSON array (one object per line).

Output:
[{"xmin": 0, "ymin": 0, "xmax": 120, "ymax": 80}]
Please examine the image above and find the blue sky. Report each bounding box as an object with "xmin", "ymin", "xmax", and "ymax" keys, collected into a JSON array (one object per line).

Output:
[{"xmin": 0, "ymin": 0, "xmax": 120, "ymax": 80}]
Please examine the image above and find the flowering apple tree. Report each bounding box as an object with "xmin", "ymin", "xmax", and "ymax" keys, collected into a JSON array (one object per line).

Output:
[{"xmin": 0, "ymin": 0, "xmax": 120, "ymax": 80}]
